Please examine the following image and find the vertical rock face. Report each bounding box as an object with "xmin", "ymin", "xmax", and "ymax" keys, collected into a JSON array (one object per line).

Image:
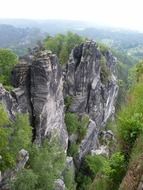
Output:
[
  {"xmin": 1, "ymin": 49, "xmax": 68, "ymax": 150},
  {"xmin": 0, "ymin": 84, "xmax": 19, "ymax": 119},
  {"xmin": 65, "ymin": 41, "xmax": 118, "ymax": 159},
  {"xmin": 30, "ymin": 51, "xmax": 68, "ymax": 147},
  {"xmin": 65, "ymin": 41, "xmax": 118, "ymax": 124}
]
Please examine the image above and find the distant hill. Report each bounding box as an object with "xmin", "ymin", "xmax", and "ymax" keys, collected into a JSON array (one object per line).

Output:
[
  {"xmin": 0, "ymin": 19, "xmax": 143, "ymax": 61},
  {"xmin": 0, "ymin": 24, "xmax": 45, "ymax": 55},
  {"xmin": 0, "ymin": 19, "xmax": 89, "ymax": 33}
]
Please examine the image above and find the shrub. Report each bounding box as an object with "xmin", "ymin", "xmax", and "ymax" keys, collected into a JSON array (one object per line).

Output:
[
  {"xmin": 103, "ymin": 152, "xmax": 125, "ymax": 184},
  {"xmin": 117, "ymin": 83, "xmax": 143, "ymax": 157},
  {"xmin": 89, "ymin": 176, "xmax": 111, "ymax": 190},
  {"xmin": 84, "ymin": 152, "xmax": 125, "ymax": 190},
  {"xmin": 85, "ymin": 155, "xmax": 106, "ymax": 176},
  {"xmin": 76, "ymin": 172, "xmax": 92, "ymax": 190},
  {"xmin": 0, "ymin": 48, "xmax": 18, "ymax": 85},
  {"xmin": 0, "ymin": 104, "xmax": 10, "ymax": 126},
  {"xmin": 98, "ymin": 43, "xmax": 109, "ymax": 55},
  {"xmin": 44, "ymin": 32, "xmax": 85, "ymax": 64},
  {"xmin": 68, "ymin": 143, "xmax": 79, "ymax": 157},
  {"xmin": 65, "ymin": 113, "xmax": 89, "ymax": 156},
  {"xmin": 0, "ymin": 109, "xmax": 32, "ymax": 171},
  {"xmin": 11, "ymin": 169, "xmax": 38, "ymax": 190},
  {"xmin": 10, "ymin": 114, "xmax": 32, "ymax": 152},
  {"xmin": 100, "ymin": 55, "xmax": 110, "ymax": 84},
  {"xmin": 65, "ymin": 113, "xmax": 79, "ymax": 135},
  {"xmin": 64, "ymin": 96, "xmax": 73, "ymax": 110},
  {"xmin": 29, "ymin": 139, "xmax": 66, "ymax": 190},
  {"xmin": 77, "ymin": 115, "xmax": 89, "ymax": 142},
  {"xmin": 65, "ymin": 113, "xmax": 89, "ymax": 138}
]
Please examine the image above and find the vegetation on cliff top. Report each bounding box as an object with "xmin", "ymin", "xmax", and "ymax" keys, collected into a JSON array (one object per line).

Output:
[
  {"xmin": 44, "ymin": 32, "xmax": 85, "ymax": 64},
  {"xmin": 0, "ymin": 48, "xmax": 18, "ymax": 86}
]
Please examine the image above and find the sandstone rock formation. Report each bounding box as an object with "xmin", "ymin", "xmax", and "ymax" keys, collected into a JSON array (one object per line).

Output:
[
  {"xmin": 0, "ymin": 41, "xmax": 119, "ymax": 189},
  {"xmin": 0, "ymin": 49, "xmax": 68, "ymax": 149},
  {"xmin": 0, "ymin": 84, "xmax": 19, "ymax": 119},
  {"xmin": 65, "ymin": 41, "xmax": 118, "ymax": 124},
  {"xmin": 65, "ymin": 41, "xmax": 118, "ymax": 161}
]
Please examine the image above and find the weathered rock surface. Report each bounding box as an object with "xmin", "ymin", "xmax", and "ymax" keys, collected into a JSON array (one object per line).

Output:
[
  {"xmin": 65, "ymin": 41, "xmax": 118, "ymax": 124},
  {"xmin": 65, "ymin": 41, "xmax": 118, "ymax": 160},
  {"xmin": 30, "ymin": 51, "xmax": 68, "ymax": 147},
  {"xmin": 78, "ymin": 120, "xmax": 99, "ymax": 161},
  {"xmin": 55, "ymin": 179, "xmax": 66, "ymax": 190},
  {"xmin": 0, "ymin": 84, "xmax": 19, "ymax": 119},
  {"xmin": 63, "ymin": 157, "xmax": 75, "ymax": 187},
  {"xmin": 0, "ymin": 49, "xmax": 68, "ymax": 149}
]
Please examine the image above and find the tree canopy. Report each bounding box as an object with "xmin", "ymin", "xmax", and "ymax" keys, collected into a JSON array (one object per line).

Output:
[
  {"xmin": 0, "ymin": 48, "xmax": 18, "ymax": 86},
  {"xmin": 44, "ymin": 32, "xmax": 85, "ymax": 64}
]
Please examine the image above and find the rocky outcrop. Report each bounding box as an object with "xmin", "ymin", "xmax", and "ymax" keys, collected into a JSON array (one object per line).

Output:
[
  {"xmin": 65, "ymin": 41, "xmax": 118, "ymax": 160},
  {"xmin": 0, "ymin": 84, "xmax": 19, "ymax": 119},
  {"xmin": 78, "ymin": 120, "xmax": 99, "ymax": 161},
  {"xmin": 65, "ymin": 41, "xmax": 118, "ymax": 124},
  {"xmin": 0, "ymin": 49, "xmax": 68, "ymax": 150},
  {"xmin": 30, "ymin": 51, "xmax": 68, "ymax": 147},
  {"xmin": 0, "ymin": 41, "xmax": 119, "ymax": 189},
  {"xmin": 55, "ymin": 179, "xmax": 66, "ymax": 190}
]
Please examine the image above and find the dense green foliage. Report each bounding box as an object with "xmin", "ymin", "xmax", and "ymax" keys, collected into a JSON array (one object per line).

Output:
[
  {"xmin": 0, "ymin": 104, "xmax": 66, "ymax": 190},
  {"xmin": 65, "ymin": 113, "xmax": 89, "ymax": 157},
  {"xmin": 65, "ymin": 113, "xmax": 89, "ymax": 141},
  {"xmin": 65, "ymin": 113, "xmax": 80, "ymax": 135},
  {"xmin": 0, "ymin": 48, "xmax": 18, "ymax": 85},
  {"xmin": 12, "ymin": 140, "xmax": 66, "ymax": 190},
  {"xmin": 64, "ymin": 96, "xmax": 73, "ymax": 111},
  {"xmin": 0, "ymin": 105, "xmax": 32, "ymax": 171},
  {"xmin": 44, "ymin": 32, "xmax": 85, "ymax": 64},
  {"xmin": 100, "ymin": 55, "xmax": 111, "ymax": 84},
  {"xmin": 11, "ymin": 169, "xmax": 38, "ymax": 190},
  {"xmin": 77, "ymin": 152, "xmax": 125, "ymax": 190},
  {"xmin": 98, "ymin": 43, "xmax": 109, "ymax": 55},
  {"xmin": 116, "ymin": 82, "xmax": 143, "ymax": 157},
  {"xmin": 86, "ymin": 155, "xmax": 106, "ymax": 176}
]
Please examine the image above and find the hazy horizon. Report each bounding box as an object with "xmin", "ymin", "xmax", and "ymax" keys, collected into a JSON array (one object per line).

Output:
[{"xmin": 1, "ymin": 0, "xmax": 143, "ymax": 31}]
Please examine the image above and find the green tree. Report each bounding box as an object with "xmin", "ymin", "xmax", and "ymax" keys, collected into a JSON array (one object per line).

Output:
[
  {"xmin": 0, "ymin": 48, "xmax": 18, "ymax": 85},
  {"xmin": 11, "ymin": 169, "xmax": 38, "ymax": 190},
  {"xmin": 0, "ymin": 108, "xmax": 32, "ymax": 171},
  {"xmin": 29, "ymin": 139, "xmax": 66, "ymax": 190},
  {"xmin": 117, "ymin": 82, "xmax": 143, "ymax": 158},
  {"xmin": 44, "ymin": 32, "xmax": 85, "ymax": 64},
  {"xmin": 103, "ymin": 152, "xmax": 125, "ymax": 185},
  {"xmin": 10, "ymin": 114, "xmax": 32, "ymax": 153},
  {"xmin": 85, "ymin": 155, "xmax": 106, "ymax": 176}
]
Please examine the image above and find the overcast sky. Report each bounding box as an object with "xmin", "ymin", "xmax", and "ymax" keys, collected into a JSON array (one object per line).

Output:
[{"xmin": 1, "ymin": 0, "xmax": 143, "ymax": 31}]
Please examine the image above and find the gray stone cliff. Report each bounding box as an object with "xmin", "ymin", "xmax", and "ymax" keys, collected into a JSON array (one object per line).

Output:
[
  {"xmin": 65, "ymin": 41, "xmax": 118, "ymax": 161},
  {"xmin": 0, "ymin": 49, "xmax": 68, "ymax": 149}
]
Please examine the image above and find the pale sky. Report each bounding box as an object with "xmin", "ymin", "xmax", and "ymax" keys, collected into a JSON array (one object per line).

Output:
[{"xmin": 0, "ymin": 0, "xmax": 143, "ymax": 31}]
